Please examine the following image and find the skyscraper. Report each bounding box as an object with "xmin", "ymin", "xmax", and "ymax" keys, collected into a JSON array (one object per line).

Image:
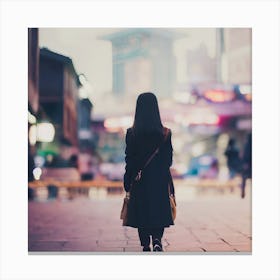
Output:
[{"xmin": 102, "ymin": 28, "xmax": 179, "ymax": 98}]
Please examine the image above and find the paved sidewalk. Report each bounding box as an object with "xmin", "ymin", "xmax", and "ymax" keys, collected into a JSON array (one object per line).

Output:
[{"xmin": 28, "ymin": 186, "xmax": 252, "ymax": 253}]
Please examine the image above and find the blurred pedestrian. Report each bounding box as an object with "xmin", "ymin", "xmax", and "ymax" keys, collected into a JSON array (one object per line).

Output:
[
  {"xmin": 240, "ymin": 133, "xmax": 252, "ymax": 198},
  {"xmin": 123, "ymin": 92, "xmax": 175, "ymax": 252},
  {"xmin": 28, "ymin": 150, "xmax": 35, "ymax": 182},
  {"xmin": 224, "ymin": 138, "xmax": 240, "ymax": 179},
  {"xmin": 28, "ymin": 146, "xmax": 35, "ymax": 200},
  {"xmin": 69, "ymin": 154, "xmax": 78, "ymax": 168}
]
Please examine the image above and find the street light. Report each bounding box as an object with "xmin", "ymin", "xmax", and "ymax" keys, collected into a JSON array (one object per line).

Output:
[
  {"xmin": 29, "ymin": 121, "xmax": 55, "ymax": 144},
  {"xmin": 33, "ymin": 167, "xmax": 42, "ymax": 180},
  {"xmin": 36, "ymin": 122, "xmax": 55, "ymax": 142},
  {"xmin": 29, "ymin": 125, "xmax": 37, "ymax": 145},
  {"xmin": 28, "ymin": 111, "xmax": 37, "ymax": 124}
]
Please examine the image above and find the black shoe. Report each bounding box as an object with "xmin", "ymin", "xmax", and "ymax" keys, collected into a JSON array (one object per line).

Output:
[
  {"xmin": 143, "ymin": 246, "xmax": 151, "ymax": 251},
  {"xmin": 152, "ymin": 239, "xmax": 163, "ymax": 252}
]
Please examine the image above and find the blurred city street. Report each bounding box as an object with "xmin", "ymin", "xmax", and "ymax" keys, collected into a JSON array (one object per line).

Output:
[
  {"xmin": 27, "ymin": 27, "xmax": 252, "ymax": 254},
  {"xmin": 28, "ymin": 182, "xmax": 251, "ymax": 253}
]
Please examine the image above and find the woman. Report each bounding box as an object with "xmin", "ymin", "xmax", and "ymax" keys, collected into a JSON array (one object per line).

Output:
[
  {"xmin": 224, "ymin": 138, "xmax": 240, "ymax": 179},
  {"xmin": 123, "ymin": 92, "xmax": 175, "ymax": 252},
  {"xmin": 240, "ymin": 133, "xmax": 252, "ymax": 198}
]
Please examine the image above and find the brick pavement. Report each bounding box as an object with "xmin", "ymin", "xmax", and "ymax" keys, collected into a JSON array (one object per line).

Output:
[{"xmin": 28, "ymin": 185, "xmax": 251, "ymax": 253}]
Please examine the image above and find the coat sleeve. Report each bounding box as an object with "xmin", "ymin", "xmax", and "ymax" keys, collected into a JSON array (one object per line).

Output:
[
  {"xmin": 124, "ymin": 129, "xmax": 134, "ymax": 192},
  {"xmin": 165, "ymin": 129, "xmax": 175, "ymax": 195},
  {"xmin": 165, "ymin": 129, "xmax": 173, "ymax": 168}
]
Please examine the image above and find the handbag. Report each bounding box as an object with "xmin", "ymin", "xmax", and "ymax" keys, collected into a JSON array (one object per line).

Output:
[
  {"xmin": 169, "ymin": 185, "xmax": 176, "ymax": 221},
  {"xmin": 120, "ymin": 193, "xmax": 129, "ymax": 226},
  {"xmin": 167, "ymin": 168, "xmax": 176, "ymax": 221}
]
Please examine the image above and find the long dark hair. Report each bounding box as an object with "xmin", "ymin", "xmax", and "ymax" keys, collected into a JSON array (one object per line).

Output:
[{"xmin": 132, "ymin": 92, "xmax": 163, "ymax": 135}]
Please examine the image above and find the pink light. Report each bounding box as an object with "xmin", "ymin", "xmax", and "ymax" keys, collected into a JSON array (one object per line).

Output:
[{"xmin": 204, "ymin": 90, "xmax": 235, "ymax": 102}]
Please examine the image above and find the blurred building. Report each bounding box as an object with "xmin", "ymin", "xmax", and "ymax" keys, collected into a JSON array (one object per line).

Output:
[
  {"xmin": 39, "ymin": 48, "xmax": 80, "ymax": 160},
  {"xmin": 220, "ymin": 28, "xmax": 252, "ymax": 132},
  {"xmin": 77, "ymin": 90, "xmax": 94, "ymax": 180},
  {"xmin": 77, "ymin": 74, "xmax": 94, "ymax": 151},
  {"xmin": 77, "ymin": 74, "xmax": 96, "ymax": 179},
  {"xmin": 78, "ymin": 98, "xmax": 93, "ymax": 150},
  {"xmin": 28, "ymin": 28, "xmax": 39, "ymax": 182},
  {"xmin": 28, "ymin": 28, "xmax": 39, "ymax": 116},
  {"xmin": 102, "ymin": 28, "xmax": 179, "ymax": 98},
  {"xmin": 186, "ymin": 43, "xmax": 217, "ymax": 85},
  {"xmin": 217, "ymin": 28, "xmax": 252, "ymax": 85},
  {"xmin": 171, "ymin": 28, "xmax": 252, "ymax": 177}
]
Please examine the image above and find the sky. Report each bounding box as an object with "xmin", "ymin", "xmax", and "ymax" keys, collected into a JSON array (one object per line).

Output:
[{"xmin": 39, "ymin": 28, "xmax": 217, "ymax": 102}]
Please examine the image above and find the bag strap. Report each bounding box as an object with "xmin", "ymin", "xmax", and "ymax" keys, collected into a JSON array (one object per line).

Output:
[{"xmin": 136, "ymin": 128, "xmax": 170, "ymax": 176}]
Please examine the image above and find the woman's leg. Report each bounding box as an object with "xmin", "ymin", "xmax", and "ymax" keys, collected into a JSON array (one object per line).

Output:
[
  {"xmin": 151, "ymin": 228, "xmax": 164, "ymax": 251},
  {"xmin": 241, "ymin": 174, "xmax": 246, "ymax": 198},
  {"xmin": 138, "ymin": 228, "xmax": 151, "ymax": 250}
]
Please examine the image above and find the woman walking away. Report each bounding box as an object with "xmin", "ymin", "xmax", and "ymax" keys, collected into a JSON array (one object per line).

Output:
[
  {"xmin": 123, "ymin": 92, "xmax": 175, "ymax": 252},
  {"xmin": 224, "ymin": 138, "xmax": 240, "ymax": 179},
  {"xmin": 241, "ymin": 133, "xmax": 252, "ymax": 198}
]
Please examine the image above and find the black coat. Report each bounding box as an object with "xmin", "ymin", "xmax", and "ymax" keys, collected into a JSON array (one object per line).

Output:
[
  {"xmin": 224, "ymin": 146, "xmax": 240, "ymax": 171},
  {"xmin": 242, "ymin": 137, "xmax": 252, "ymax": 178},
  {"xmin": 123, "ymin": 127, "xmax": 174, "ymax": 228}
]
